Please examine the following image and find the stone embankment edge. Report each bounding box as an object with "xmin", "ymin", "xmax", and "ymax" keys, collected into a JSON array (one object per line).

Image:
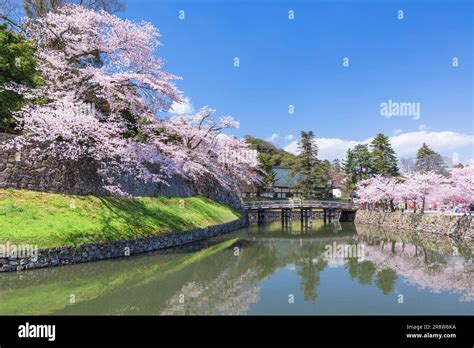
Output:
[
  {"xmin": 0, "ymin": 216, "xmax": 248, "ymax": 272},
  {"xmin": 355, "ymin": 210, "xmax": 473, "ymax": 240}
]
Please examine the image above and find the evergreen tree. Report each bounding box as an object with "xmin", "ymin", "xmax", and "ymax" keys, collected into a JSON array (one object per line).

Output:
[
  {"xmin": 369, "ymin": 133, "xmax": 399, "ymax": 176},
  {"xmin": 256, "ymin": 152, "xmax": 276, "ymax": 196},
  {"xmin": 0, "ymin": 23, "xmax": 41, "ymax": 132},
  {"xmin": 415, "ymin": 143, "xmax": 447, "ymax": 174},
  {"xmin": 318, "ymin": 159, "xmax": 333, "ymax": 198},
  {"xmin": 291, "ymin": 131, "xmax": 324, "ymax": 198},
  {"xmin": 343, "ymin": 144, "xmax": 371, "ymax": 191}
]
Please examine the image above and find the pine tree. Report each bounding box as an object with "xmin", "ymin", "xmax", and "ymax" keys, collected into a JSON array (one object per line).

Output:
[
  {"xmin": 415, "ymin": 143, "xmax": 447, "ymax": 174},
  {"xmin": 343, "ymin": 144, "xmax": 371, "ymax": 191},
  {"xmin": 369, "ymin": 133, "xmax": 399, "ymax": 176},
  {"xmin": 291, "ymin": 131, "xmax": 324, "ymax": 198}
]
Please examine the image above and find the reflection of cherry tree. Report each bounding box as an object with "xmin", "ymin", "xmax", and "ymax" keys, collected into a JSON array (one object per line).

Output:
[
  {"xmin": 160, "ymin": 269, "xmax": 261, "ymax": 315},
  {"xmin": 357, "ymin": 224, "xmax": 474, "ymax": 258},
  {"xmin": 357, "ymin": 236, "xmax": 474, "ymax": 302}
]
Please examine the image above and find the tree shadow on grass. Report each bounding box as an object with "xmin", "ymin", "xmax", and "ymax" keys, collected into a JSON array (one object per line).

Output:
[{"xmin": 62, "ymin": 196, "xmax": 198, "ymax": 246}]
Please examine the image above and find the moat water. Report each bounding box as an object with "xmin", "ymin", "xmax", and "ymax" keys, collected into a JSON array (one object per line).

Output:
[{"xmin": 1, "ymin": 221, "xmax": 473, "ymax": 315}]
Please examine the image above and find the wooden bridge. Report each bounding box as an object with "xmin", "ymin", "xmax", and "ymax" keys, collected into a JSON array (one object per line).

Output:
[{"xmin": 243, "ymin": 200, "xmax": 359, "ymax": 224}]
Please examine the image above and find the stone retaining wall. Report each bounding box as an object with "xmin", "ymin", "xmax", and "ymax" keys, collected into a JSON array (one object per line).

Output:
[
  {"xmin": 0, "ymin": 217, "xmax": 248, "ymax": 272},
  {"xmin": 0, "ymin": 133, "xmax": 243, "ymax": 210},
  {"xmin": 355, "ymin": 210, "xmax": 473, "ymax": 240}
]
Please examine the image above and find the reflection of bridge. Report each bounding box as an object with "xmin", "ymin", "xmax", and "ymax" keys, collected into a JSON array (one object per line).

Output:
[{"xmin": 243, "ymin": 200, "xmax": 359, "ymax": 223}]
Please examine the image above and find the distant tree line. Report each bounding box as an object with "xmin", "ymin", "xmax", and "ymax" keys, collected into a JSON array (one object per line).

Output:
[
  {"xmin": 247, "ymin": 130, "xmax": 460, "ymax": 201},
  {"xmin": 246, "ymin": 132, "xmax": 347, "ymax": 199}
]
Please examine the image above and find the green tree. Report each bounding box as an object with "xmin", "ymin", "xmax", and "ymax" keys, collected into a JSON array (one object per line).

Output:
[
  {"xmin": 318, "ymin": 159, "xmax": 334, "ymax": 199},
  {"xmin": 343, "ymin": 144, "xmax": 371, "ymax": 192},
  {"xmin": 369, "ymin": 133, "xmax": 399, "ymax": 176},
  {"xmin": 415, "ymin": 143, "xmax": 447, "ymax": 175},
  {"xmin": 0, "ymin": 23, "xmax": 41, "ymax": 132},
  {"xmin": 291, "ymin": 131, "xmax": 325, "ymax": 198},
  {"xmin": 256, "ymin": 152, "xmax": 277, "ymax": 195},
  {"xmin": 245, "ymin": 136, "xmax": 296, "ymax": 167},
  {"xmin": 245, "ymin": 136, "xmax": 296, "ymax": 196}
]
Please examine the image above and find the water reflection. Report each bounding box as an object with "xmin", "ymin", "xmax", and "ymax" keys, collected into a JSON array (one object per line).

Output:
[
  {"xmin": 355, "ymin": 226, "xmax": 474, "ymax": 302},
  {"xmin": 0, "ymin": 221, "xmax": 472, "ymax": 315}
]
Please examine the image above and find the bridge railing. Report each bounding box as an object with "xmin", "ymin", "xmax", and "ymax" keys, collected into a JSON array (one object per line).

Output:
[{"xmin": 243, "ymin": 200, "xmax": 358, "ymax": 210}]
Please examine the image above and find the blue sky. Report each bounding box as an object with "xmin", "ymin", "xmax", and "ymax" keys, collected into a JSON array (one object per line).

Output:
[{"xmin": 122, "ymin": 0, "xmax": 473, "ymax": 164}]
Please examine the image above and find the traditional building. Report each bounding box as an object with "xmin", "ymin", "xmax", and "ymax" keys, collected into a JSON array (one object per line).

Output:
[{"xmin": 262, "ymin": 166, "xmax": 302, "ymax": 198}]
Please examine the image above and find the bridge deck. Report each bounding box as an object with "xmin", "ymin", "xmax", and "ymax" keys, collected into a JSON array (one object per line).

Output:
[{"xmin": 243, "ymin": 200, "xmax": 358, "ymax": 211}]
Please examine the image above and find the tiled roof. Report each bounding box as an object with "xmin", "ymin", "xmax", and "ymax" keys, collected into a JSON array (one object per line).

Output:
[{"xmin": 273, "ymin": 166, "xmax": 298, "ymax": 188}]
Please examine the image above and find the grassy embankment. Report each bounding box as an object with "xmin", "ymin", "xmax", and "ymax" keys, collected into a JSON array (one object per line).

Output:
[{"xmin": 0, "ymin": 189, "xmax": 240, "ymax": 249}]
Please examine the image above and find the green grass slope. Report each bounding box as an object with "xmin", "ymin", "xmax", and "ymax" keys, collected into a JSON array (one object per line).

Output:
[{"xmin": 0, "ymin": 189, "xmax": 240, "ymax": 249}]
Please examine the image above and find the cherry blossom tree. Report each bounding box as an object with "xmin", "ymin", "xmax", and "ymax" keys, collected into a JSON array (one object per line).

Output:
[
  {"xmin": 2, "ymin": 4, "xmax": 182, "ymax": 194},
  {"xmin": 356, "ymin": 175, "xmax": 399, "ymax": 211},
  {"xmin": 160, "ymin": 106, "xmax": 260, "ymax": 190},
  {"xmin": 402, "ymin": 172, "xmax": 447, "ymax": 213},
  {"xmin": 356, "ymin": 167, "xmax": 473, "ymax": 214},
  {"xmin": 444, "ymin": 166, "xmax": 474, "ymax": 210},
  {"xmin": 2, "ymin": 4, "xmax": 260, "ymax": 195}
]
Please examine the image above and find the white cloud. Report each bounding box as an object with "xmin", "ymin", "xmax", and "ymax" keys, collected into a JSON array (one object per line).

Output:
[
  {"xmin": 266, "ymin": 133, "xmax": 279, "ymax": 142},
  {"xmin": 390, "ymin": 131, "xmax": 473, "ymax": 158},
  {"xmin": 284, "ymin": 137, "xmax": 360, "ymax": 160},
  {"xmin": 418, "ymin": 124, "xmax": 429, "ymax": 131},
  {"xmin": 169, "ymin": 97, "xmax": 195, "ymax": 115},
  {"xmin": 285, "ymin": 134, "xmax": 294, "ymax": 141},
  {"xmin": 284, "ymin": 130, "xmax": 474, "ymax": 162},
  {"xmin": 394, "ymin": 128, "xmax": 403, "ymax": 134}
]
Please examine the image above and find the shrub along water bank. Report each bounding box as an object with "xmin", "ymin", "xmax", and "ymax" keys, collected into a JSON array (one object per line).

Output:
[{"xmin": 0, "ymin": 189, "xmax": 240, "ymax": 249}]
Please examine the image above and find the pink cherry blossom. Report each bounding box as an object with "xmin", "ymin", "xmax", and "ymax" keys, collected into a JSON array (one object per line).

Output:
[{"xmin": 2, "ymin": 4, "xmax": 260, "ymax": 195}]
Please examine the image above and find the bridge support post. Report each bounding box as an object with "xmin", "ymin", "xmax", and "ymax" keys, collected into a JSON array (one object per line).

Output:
[{"xmin": 258, "ymin": 209, "xmax": 264, "ymax": 224}]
